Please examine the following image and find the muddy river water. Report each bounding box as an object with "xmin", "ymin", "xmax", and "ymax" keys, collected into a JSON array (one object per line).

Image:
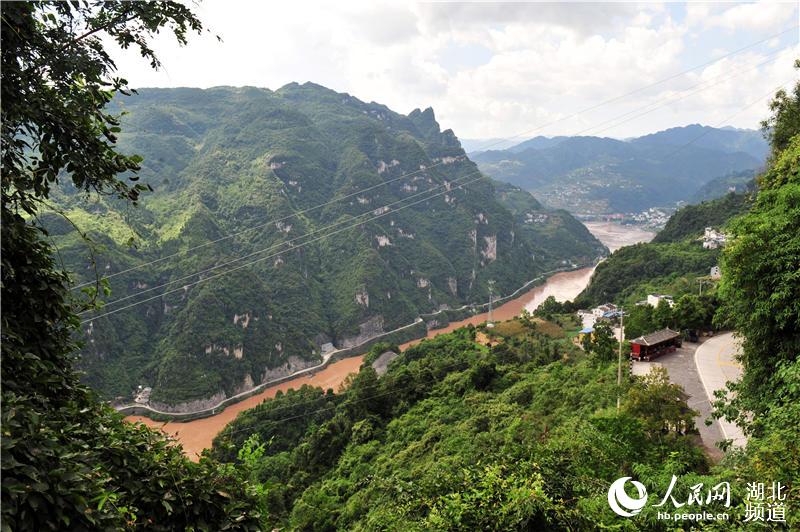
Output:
[{"xmin": 127, "ymin": 221, "xmax": 654, "ymax": 458}]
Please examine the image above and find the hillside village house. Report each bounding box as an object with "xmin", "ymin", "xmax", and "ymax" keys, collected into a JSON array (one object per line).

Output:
[
  {"xmin": 710, "ymin": 265, "xmax": 721, "ymax": 279},
  {"xmin": 647, "ymin": 294, "xmax": 674, "ymax": 308},
  {"xmin": 592, "ymin": 303, "xmax": 617, "ymax": 318},
  {"xmin": 702, "ymin": 227, "xmax": 727, "ymax": 249}
]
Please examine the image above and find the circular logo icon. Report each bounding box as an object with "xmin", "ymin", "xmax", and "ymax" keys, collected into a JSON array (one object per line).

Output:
[{"xmin": 608, "ymin": 477, "xmax": 648, "ymax": 517}]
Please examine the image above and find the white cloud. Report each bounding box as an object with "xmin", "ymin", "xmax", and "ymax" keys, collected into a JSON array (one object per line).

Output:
[
  {"xmin": 106, "ymin": 0, "xmax": 800, "ymax": 140},
  {"xmin": 690, "ymin": 1, "xmax": 799, "ymax": 32}
]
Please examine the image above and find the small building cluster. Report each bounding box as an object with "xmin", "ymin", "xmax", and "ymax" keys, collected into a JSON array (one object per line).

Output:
[
  {"xmin": 702, "ymin": 227, "xmax": 727, "ymax": 249},
  {"xmin": 578, "ymin": 303, "xmax": 622, "ymax": 330}
]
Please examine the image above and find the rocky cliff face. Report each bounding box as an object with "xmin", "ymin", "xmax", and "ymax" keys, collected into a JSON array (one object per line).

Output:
[{"xmin": 49, "ymin": 83, "xmax": 606, "ymax": 406}]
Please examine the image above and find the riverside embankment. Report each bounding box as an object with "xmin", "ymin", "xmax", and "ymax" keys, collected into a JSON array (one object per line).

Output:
[{"xmin": 128, "ymin": 221, "xmax": 654, "ymax": 458}]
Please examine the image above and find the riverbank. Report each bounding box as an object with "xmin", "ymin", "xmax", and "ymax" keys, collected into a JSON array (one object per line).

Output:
[
  {"xmin": 125, "ymin": 266, "xmax": 581, "ymax": 458},
  {"xmin": 126, "ymin": 221, "xmax": 654, "ymax": 458}
]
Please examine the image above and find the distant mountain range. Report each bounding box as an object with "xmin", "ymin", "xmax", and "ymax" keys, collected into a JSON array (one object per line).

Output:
[
  {"xmin": 47, "ymin": 84, "xmax": 605, "ymax": 409},
  {"xmin": 470, "ymin": 124, "xmax": 768, "ymax": 213}
]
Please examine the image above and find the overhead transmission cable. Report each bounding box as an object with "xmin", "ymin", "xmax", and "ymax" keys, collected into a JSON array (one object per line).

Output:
[
  {"xmin": 566, "ymin": 47, "xmax": 793, "ymax": 138},
  {"xmin": 94, "ymin": 44, "xmax": 793, "ymax": 311},
  {"xmin": 467, "ymin": 24, "xmax": 797, "ymax": 152},
  {"xmin": 580, "ymin": 50, "xmax": 795, "ymax": 137},
  {"xmin": 81, "ymin": 173, "xmax": 486, "ymax": 323},
  {"xmin": 80, "ymin": 172, "xmax": 480, "ymax": 312},
  {"xmin": 82, "ymin": 50, "xmax": 797, "ymax": 321},
  {"xmin": 171, "ymin": 83, "xmax": 795, "ymax": 443},
  {"xmin": 70, "ymin": 25, "xmax": 796, "ymax": 290}
]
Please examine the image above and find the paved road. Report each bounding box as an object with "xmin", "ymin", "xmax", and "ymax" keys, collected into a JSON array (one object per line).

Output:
[
  {"xmin": 631, "ymin": 340, "xmax": 726, "ymax": 461},
  {"xmin": 694, "ymin": 332, "xmax": 747, "ymax": 448}
]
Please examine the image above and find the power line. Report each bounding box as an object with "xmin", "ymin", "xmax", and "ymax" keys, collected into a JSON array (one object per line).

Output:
[
  {"xmin": 86, "ymin": 46, "xmax": 794, "ymax": 311},
  {"xmin": 569, "ymin": 47, "xmax": 793, "ymax": 138},
  {"xmin": 70, "ymin": 159, "xmax": 464, "ymax": 290},
  {"xmin": 70, "ymin": 25, "xmax": 796, "ymax": 289},
  {"xmin": 81, "ymin": 173, "xmax": 486, "ymax": 323},
  {"xmin": 80, "ymin": 172, "xmax": 480, "ymax": 312},
  {"xmin": 84, "ymin": 57, "xmax": 796, "ymax": 321},
  {"xmin": 583, "ymin": 50, "xmax": 794, "ymax": 137},
  {"xmin": 659, "ymin": 80, "xmax": 794, "ymax": 160}
]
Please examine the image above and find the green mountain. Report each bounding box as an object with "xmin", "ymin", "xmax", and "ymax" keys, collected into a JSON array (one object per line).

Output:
[
  {"xmin": 472, "ymin": 126, "xmax": 764, "ymax": 213},
  {"xmin": 48, "ymin": 84, "xmax": 606, "ymax": 408}
]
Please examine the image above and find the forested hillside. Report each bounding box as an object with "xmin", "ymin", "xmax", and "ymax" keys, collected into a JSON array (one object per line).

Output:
[
  {"xmin": 211, "ymin": 324, "xmax": 720, "ymax": 529},
  {"xmin": 653, "ymin": 192, "xmax": 752, "ymax": 243},
  {"xmin": 48, "ymin": 86, "xmax": 605, "ymax": 407},
  {"xmin": 472, "ymin": 125, "xmax": 764, "ymax": 213},
  {"xmin": 689, "ymin": 168, "xmax": 756, "ymax": 203}
]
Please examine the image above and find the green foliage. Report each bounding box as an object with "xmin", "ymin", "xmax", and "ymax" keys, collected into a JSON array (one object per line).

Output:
[
  {"xmin": 210, "ymin": 325, "xmax": 711, "ymax": 529},
  {"xmin": 624, "ymin": 304, "xmax": 655, "ymax": 340},
  {"xmin": 575, "ymin": 240, "xmax": 718, "ymax": 308},
  {"xmin": 586, "ymin": 322, "xmax": 617, "ymax": 362},
  {"xmin": 532, "ymin": 295, "xmax": 576, "ymax": 320},
  {"xmin": 1, "ymin": 3, "xmax": 260, "ymax": 529},
  {"xmin": 716, "ymin": 135, "xmax": 800, "ymax": 423},
  {"xmin": 623, "ymin": 367, "xmax": 697, "ymax": 438},
  {"xmin": 761, "ymin": 59, "xmax": 800, "ymax": 157}
]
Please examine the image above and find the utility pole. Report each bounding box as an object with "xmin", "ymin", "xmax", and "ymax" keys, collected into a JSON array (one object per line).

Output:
[
  {"xmin": 616, "ymin": 306, "xmax": 624, "ymax": 411},
  {"xmin": 697, "ymin": 278, "xmax": 709, "ymax": 296},
  {"xmin": 487, "ymin": 280, "xmax": 495, "ymax": 328}
]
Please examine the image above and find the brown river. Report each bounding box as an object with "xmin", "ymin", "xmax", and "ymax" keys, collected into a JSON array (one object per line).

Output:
[{"xmin": 127, "ymin": 221, "xmax": 654, "ymax": 459}]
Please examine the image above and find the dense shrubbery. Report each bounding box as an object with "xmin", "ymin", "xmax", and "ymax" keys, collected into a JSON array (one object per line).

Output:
[
  {"xmin": 623, "ymin": 294, "xmax": 719, "ymax": 339},
  {"xmin": 213, "ymin": 322, "xmax": 797, "ymax": 529}
]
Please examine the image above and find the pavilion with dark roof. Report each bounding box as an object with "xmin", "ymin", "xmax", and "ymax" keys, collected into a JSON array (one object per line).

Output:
[{"xmin": 630, "ymin": 328, "xmax": 682, "ymax": 361}]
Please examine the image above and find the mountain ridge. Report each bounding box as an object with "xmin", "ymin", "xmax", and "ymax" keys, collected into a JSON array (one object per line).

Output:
[
  {"xmin": 49, "ymin": 84, "xmax": 606, "ymax": 408},
  {"xmin": 470, "ymin": 124, "xmax": 766, "ymax": 212}
]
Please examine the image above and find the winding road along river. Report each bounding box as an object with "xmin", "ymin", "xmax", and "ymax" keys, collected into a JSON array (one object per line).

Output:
[{"xmin": 127, "ymin": 221, "xmax": 654, "ymax": 458}]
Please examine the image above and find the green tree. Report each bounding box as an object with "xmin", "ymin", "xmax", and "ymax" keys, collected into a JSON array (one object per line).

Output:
[
  {"xmin": 652, "ymin": 299, "xmax": 674, "ymax": 329},
  {"xmin": 673, "ymin": 294, "xmax": 705, "ymax": 331},
  {"xmin": 534, "ymin": 295, "xmax": 561, "ymax": 320},
  {"xmin": 588, "ymin": 322, "xmax": 617, "ymax": 362},
  {"xmin": 623, "ymin": 367, "xmax": 697, "ymax": 438},
  {"xmin": 1, "ymin": 2, "xmax": 260, "ymax": 529},
  {"xmin": 624, "ymin": 304, "xmax": 655, "ymax": 339},
  {"xmin": 716, "ymin": 134, "xmax": 800, "ymax": 421},
  {"xmin": 761, "ymin": 59, "xmax": 800, "ymax": 156}
]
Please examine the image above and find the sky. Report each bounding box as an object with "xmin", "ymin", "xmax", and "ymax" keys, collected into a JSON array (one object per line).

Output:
[{"xmin": 109, "ymin": 1, "xmax": 800, "ymax": 142}]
